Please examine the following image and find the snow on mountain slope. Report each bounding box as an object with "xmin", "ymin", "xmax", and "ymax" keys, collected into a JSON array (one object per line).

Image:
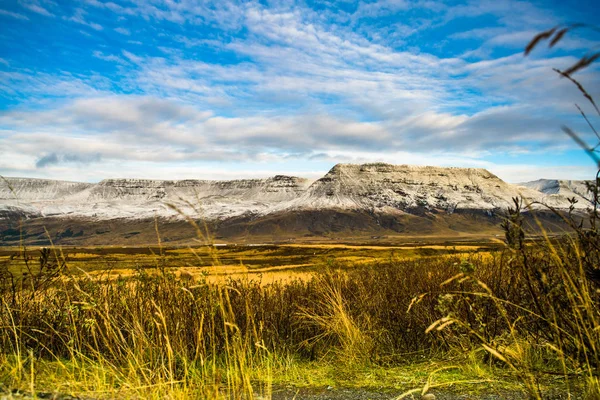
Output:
[
  {"xmin": 0, "ymin": 177, "xmax": 94, "ymax": 201},
  {"xmin": 283, "ymin": 163, "xmax": 562, "ymax": 213},
  {"xmin": 519, "ymin": 179, "xmax": 592, "ymax": 205},
  {"xmin": 0, "ymin": 175, "xmax": 312, "ymax": 220},
  {"xmin": 0, "ymin": 164, "xmax": 587, "ymax": 222}
]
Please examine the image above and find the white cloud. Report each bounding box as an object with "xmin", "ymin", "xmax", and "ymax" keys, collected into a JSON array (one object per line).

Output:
[
  {"xmin": 92, "ymin": 51, "xmax": 127, "ymax": 64},
  {"xmin": 114, "ymin": 27, "xmax": 130, "ymax": 35},
  {"xmin": 85, "ymin": 0, "xmax": 247, "ymax": 29},
  {"xmin": 0, "ymin": 8, "xmax": 29, "ymax": 20},
  {"xmin": 20, "ymin": 1, "xmax": 54, "ymax": 17},
  {"xmin": 0, "ymin": 92, "xmax": 587, "ymax": 172},
  {"xmin": 492, "ymin": 164, "xmax": 597, "ymax": 183},
  {"xmin": 0, "ymin": 70, "xmax": 111, "ymax": 101},
  {"xmin": 65, "ymin": 8, "xmax": 103, "ymax": 31},
  {"xmin": 2, "ymin": 138, "xmax": 593, "ymax": 183}
]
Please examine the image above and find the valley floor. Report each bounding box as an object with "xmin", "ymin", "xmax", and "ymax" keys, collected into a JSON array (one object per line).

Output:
[{"xmin": 0, "ymin": 240, "xmax": 504, "ymax": 284}]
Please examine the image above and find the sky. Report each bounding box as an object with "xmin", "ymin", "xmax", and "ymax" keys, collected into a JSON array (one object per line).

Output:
[{"xmin": 0, "ymin": 0, "xmax": 599, "ymax": 183}]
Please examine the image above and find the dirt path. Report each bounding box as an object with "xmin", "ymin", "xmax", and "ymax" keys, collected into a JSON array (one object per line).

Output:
[{"xmin": 268, "ymin": 386, "xmax": 577, "ymax": 400}]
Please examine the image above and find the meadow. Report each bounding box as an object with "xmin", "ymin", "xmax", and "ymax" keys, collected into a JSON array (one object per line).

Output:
[
  {"xmin": 0, "ymin": 224, "xmax": 598, "ymax": 399},
  {"xmin": 0, "ymin": 240, "xmax": 500, "ymax": 284}
]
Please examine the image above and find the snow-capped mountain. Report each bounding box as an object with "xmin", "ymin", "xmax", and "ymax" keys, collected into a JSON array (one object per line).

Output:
[
  {"xmin": 1, "ymin": 163, "xmax": 594, "ymax": 245},
  {"xmin": 518, "ymin": 179, "xmax": 593, "ymax": 205},
  {"xmin": 1, "ymin": 175, "xmax": 312, "ymax": 220},
  {"xmin": 280, "ymin": 163, "xmax": 555, "ymax": 213},
  {"xmin": 0, "ymin": 164, "xmax": 589, "ymax": 223}
]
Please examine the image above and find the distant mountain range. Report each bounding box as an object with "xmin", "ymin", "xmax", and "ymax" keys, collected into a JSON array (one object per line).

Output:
[
  {"xmin": 518, "ymin": 179, "xmax": 592, "ymax": 202},
  {"xmin": 0, "ymin": 164, "xmax": 593, "ymax": 245}
]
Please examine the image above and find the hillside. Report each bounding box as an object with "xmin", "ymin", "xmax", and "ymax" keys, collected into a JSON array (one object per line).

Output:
[
  {"xmin": 0, "ymin": 175, "xmax": 312, "ymax": 220},
  {"xmin": 0, "ymin": 163, "xmax": 587, "ymax": 245},
  {"xmin": 285, "ymin": 163, "xmax": 550, "ymax": 212}
]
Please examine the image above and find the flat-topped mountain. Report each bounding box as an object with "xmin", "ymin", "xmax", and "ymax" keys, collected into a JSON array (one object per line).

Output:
[
  {"xmin": 0, "ymin": 164, "xmax": 591, "ymax": 245},
  {"xmin": 285, "ymin": 163, "xmax": 546, "ymax": 213}
]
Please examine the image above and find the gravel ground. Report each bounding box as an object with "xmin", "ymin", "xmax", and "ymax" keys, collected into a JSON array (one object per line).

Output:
[{"xmin": 267, "ymin": 385, "xmax": 578, "ymax": 400}]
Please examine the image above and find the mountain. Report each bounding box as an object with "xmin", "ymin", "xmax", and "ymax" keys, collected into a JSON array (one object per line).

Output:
[
  {"xmin": 285, "ymin": 163, "xmax": 548, "ymax": 212},
  {"xmin": 1, "ymin": 175, "xmax": 312, "ymax": 220},
  {"xmin": 518, "ymin": 179, "xmax": 593, "ymax": 205},
  {"xmin": 0, "ymin": 164, "xmax": 588, "ymax": 245}
]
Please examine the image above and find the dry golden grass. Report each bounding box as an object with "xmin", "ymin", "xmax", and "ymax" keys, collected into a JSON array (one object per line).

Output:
[
  {"xmin": 1, "ymin": 242, "xmax": 495, "ymax": 287},
  {"xmin": 0, "ymin": 231, "xmax": 597, "ymax": 398}
]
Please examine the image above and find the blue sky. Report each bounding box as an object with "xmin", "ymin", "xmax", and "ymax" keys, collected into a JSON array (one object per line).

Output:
[{"xmin": 0, "ymin": 0, "xmax": 599, "ymax": 183}]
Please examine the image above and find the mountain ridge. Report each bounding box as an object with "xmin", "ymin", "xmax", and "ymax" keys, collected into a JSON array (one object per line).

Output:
[
  {"xmin": 1, "ymin": 163, "xmax": 591, "ymax": 221},
  {"xmin": 0, "ymin": 163, "xmax": 592, "ymax": 245}
]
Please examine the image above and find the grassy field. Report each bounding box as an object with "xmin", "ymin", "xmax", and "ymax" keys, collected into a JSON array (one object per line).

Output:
[
  {"xmin": 0, "ymin": 231, "xmax": 598, "ymax": 399},
  {"xmin": 0, "ymin": 240, "xmax": 502, "ymax": 284}
]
